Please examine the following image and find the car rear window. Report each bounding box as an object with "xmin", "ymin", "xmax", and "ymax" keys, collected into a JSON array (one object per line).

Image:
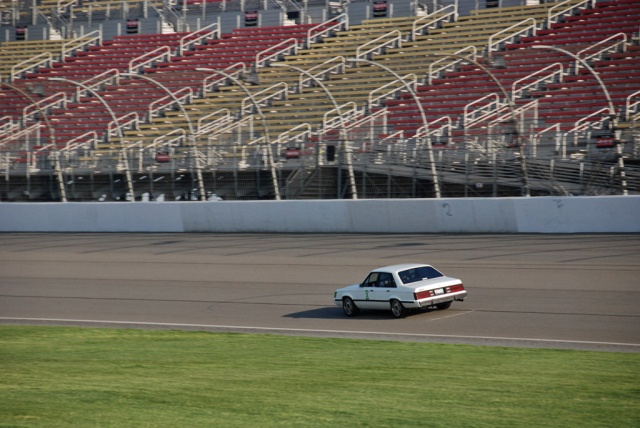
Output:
[{"xmin": 399, "ymin": 266, "xmax": 443, "ymax": 284}]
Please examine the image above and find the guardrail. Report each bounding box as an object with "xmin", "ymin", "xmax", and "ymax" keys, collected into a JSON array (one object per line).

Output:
[
  {"xmin": 410, "ymin": 4, "xmax": 457, "ymax": 42},
  {"xmin": 65, "ymin": 131, "xmax": 99, "ymax": 151},
  {"xmin": 560, "ymin": 107, "xmax": 611, "ymax": 157},
  {"xmin": 487, "ymin": 18, "xmax": 536, "ymax": 60},
  {"xmin": 426, "ymin": 46, "xmax": 477, "ymax": 85},
  {"xmin": 10, "ymin": 52, "xmax": 53, "ymax": 82},
  {"xmin": 152, "ymin": 128, "xmax": 186, "ymax": 149},
  {"xmin": 204, "ymin": 116, "xmax": 255, "ymax": 147},
  {"xmin": 197, "ymin": 109, "xmax": 232, "ymax": 135},
  {"xmin": 2, "ymin": 135, "xmax": 638, "ymax": 203},
  {"xmin": 274, "ymin": 123, "xmax": 313, "ymax": 154},
  {"xmin": 129, "ymin": 46, "xmax": 172, "ymax": 74},
  {"xmin": 416, "ymin": 116, "xmax": 452, "ymax": 139},
  {"xmin": 178, "ymin": 22, "xmax": 219, "ymax": 56},
  {"xmin": 356, "ymin": 30, "xmax": 402, "ymax": 60},
  {"xmin": 240, "ymin": 82, "xmax": 288, "ymax": 115},
  {"xmin": 322, "ymin": 101, "xmax": 361, "ymax": 134},
  {"xmin": 0, "ymin": 122, "xmax": 43, "ymax": 147},
  {"xmin": 368, "ymin": 74, "xmax": 416, "ymax": 110},
  {"xmin": 298, "ymin": 56, "xmax": 346, "ymax": 89},
  {"xmin": 255, "ymin": 38, "xmax": 299, "ymax": 69},
  {"xmin": 0, "ymin": 117, "xmax": 19, "ymax": 139},
  {"xmin": 107, "ymin": 112, "xmax": 139, "ymax": 140},
  {"xmin": 307, "ymin": 14, "xmax": 348, "ymax": 46},
  {"xmin": 576, "ymin": 33, "xmax": 627, "ymax": 72},
  {"xmin": 149, "ymin": 87, "xmax": 193, "ymax": 120},
  {"xmin": 61, "ymin": 30, "xmax": 101, "ymax": 62},
  {"xmin": 201, "ymin": 63, "xmax": 247, "ymax": 96},
  {"xmin": 625, "ymin": 90, "xmax": 640, "ymax": 121},
  {"xmin": 78, "ymin": 68, "xmax": 119, "ymax": 99},
  {"xmin": 23, "ymin": 92, "xmax": 67, "ymax": 123},
  {"xmin": 546, "ymin": 0, "xmax": 593, "ymax": 28},
  {"xmin": 511, "ymin": 62, "xmax": 564, "ymax": 99},
  {"xmin": 463, "ymin": 93, "xmax": 503, "ymax": 128}
]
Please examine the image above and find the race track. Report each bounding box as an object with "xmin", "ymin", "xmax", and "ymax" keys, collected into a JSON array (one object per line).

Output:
[{"xmin": 1, "ymin": 233, "xmax": 639, "ymax": 352}]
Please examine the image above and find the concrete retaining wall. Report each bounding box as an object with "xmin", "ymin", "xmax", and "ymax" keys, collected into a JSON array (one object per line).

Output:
[{"xmin": 1, "ymin": 196, "xmax": 638, "ymax": 233}]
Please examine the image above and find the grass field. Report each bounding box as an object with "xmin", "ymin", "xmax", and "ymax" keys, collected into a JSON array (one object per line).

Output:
[{"xmin": 1, "ymin": 326, "xmax": 639, "ymax": 427}]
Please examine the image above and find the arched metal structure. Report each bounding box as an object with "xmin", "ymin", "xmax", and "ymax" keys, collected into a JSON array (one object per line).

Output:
[
  {"xmin": 196, "ymin": 67, "xmax": 281, "ymax": 200},
  {"xmin": 531, "ymin": 44, "xmax": 625, "ymax": 196},
  {"xmin": 48, "ymin": 77, "xmax": 135, "ymax": 201},
  {"xmin": 531, "ymin": 45, "xmax": 614, "ymax": 115},
  {"xmin": 426, "ymin": 52, "xmax": 530, "ymax": 197},
  {"xmin": 347, "ymin": 57, "xmax": 441, "ymax": 198},
  {"xmin": 119, "ymin": 72, "xmax": 206, "ymax": 201},
  {"xmin": 1, "ymin": 82, "xmax": 66, "ymax": 202},
  {"xmin": 271, "ymin": 62, "xmax": 358, "ymax": 199}
]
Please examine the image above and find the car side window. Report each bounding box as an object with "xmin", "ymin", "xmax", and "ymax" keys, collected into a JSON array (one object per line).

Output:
[
  {"xmin": 363, "ymin": 272, "xmax": 379, "ymax": 287},
  {"xmin": 378, "ymin": 272, "xmax": 395, "ymax": 288}
]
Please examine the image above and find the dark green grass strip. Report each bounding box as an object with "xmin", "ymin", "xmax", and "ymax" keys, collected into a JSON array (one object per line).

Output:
[{"xmin": 1, "ymin": 326, "xmax": 639, "ymax": 427}]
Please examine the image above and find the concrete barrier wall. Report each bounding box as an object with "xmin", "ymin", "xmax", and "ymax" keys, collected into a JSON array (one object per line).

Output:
[{"xmin": 1, "ymin": 196, "xmax": 639, "ymax": 233}]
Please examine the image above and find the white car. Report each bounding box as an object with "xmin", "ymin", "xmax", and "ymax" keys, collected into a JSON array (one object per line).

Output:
[{"xmin": 334, "ymin": 263, "xmax": 467, "ymax": 318}]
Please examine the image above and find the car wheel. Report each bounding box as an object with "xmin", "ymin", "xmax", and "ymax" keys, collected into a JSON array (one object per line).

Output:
[
  {"xmin": 436, "ymin": 301, "xmax": 452, "ymax": 310},
  {"xmin": 390, "ymin": 299, "xmax": 408, "ymax": 318},
  {"xmin": 342, "ymin": 297, "xmax": 359, "ymax": 317}
]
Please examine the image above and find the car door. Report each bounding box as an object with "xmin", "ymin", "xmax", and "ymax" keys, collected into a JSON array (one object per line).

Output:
[
  {"xmin": 371, "ymin": 272, "xmax": 397, "ymax": 309},
  {"xmin": 358, "ymin": 272, "xmax": 396, "ymax": 310},
  {"xmin": 353, "ymin": 272, "xmax": 380, "ymax": 309}
]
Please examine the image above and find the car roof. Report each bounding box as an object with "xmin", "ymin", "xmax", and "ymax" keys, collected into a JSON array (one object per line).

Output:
[{"xmin": 371, "ymin": 263, "xmax": 432, "ymax": 274}]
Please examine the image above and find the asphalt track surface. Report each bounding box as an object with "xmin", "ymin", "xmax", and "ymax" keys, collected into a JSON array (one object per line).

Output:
[{"xmin": 1, "ymin": 233, "xmax": 639, "ymax": 353}]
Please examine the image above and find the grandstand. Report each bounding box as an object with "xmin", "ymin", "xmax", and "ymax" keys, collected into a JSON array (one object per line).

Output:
[{"xmin": 0, "ymin": 0, "xmax": 638, "ymax": 201}]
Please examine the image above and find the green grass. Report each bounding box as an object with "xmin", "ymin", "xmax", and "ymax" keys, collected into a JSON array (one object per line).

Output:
[{"xmin": 1, "ymin": 326, "xmax": 639, "ymax": 427}]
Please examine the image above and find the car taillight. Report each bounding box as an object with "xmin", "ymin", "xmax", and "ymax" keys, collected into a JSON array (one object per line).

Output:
[
  {"xmin": 446, "ymin": 284, "xmax": 465, "ymax": 293},
  {"xmin": 414, "ymin": 290, "xmax": 434, "ymax": 300},
  {"xmin": 415, "ymin": 284, "xmax": 464, "ymax": 300}
]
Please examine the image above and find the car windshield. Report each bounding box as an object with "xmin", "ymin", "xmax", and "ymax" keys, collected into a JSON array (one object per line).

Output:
[{"xmin": 398, "ymin": 266, "xmax": 443, "ymax": 284}]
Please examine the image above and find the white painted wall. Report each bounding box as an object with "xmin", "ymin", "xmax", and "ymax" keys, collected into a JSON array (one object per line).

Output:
[{"xmin": 1, "ymin": 196, "xmax": 639, "ymax": 233}]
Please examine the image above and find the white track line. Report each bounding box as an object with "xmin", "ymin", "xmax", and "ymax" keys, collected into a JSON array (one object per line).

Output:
[{"xmin": 2, "ymin": 317, "xmax": 639, "ymax": 349}]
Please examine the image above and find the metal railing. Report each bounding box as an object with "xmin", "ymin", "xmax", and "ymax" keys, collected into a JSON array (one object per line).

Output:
[
  {"xmin": 307, "ymin": 14, "xmax": 348, "ymax": 46},
  {"xmin": 240, "ymin": 82, "xmax": 288, "ymax": 115},
  {"xmin": 511, "ymin": 62, "xmax": 564, "ymax": 99},
  {"xmin": 255, "ymin": 38, "xmax": 299, "ymax": 69},
  {"xmin": 368, "ymin": 74, "xmax": 417, "ymax": 110},
  {"xmin": 9, "ymin": 52, "xmax": 53, "ymax": 82},
  {"xmin": 546, "ymin": 0, "xmax": 593, "ymax": 29},
  {"xmin": 410, "ymin": 4, "xmax": 457, "ymax": 42},
  {"xmin": 298, "ymin": 56, "xmax": 346, "ymax": 89},
  {"xmin": 487, "ymin": 18, "xmax": 536, "ymax": 60},
  {"xmin": 201, "ymin": 63, "xmax": 247, "ymax": 96},
  {"xmin": 577, "ymin": 33, "xmax": 627, "ymax": 68},
  {"xmin": 61, "ymin": 30, "xmax": 102, "ymax": 61},
  {"xmin": 2, "ymin": 135, "xmax": 636, "ymax": 201},
  {"xmin": 148, "ymin": 87, "xmax": 193, "ymax": 120},
  {"xmin": 322, "ymin": 101, "xmax": 361, "ymax": 134},
  {"xmin": 22, "ymin": 92, "xmax": 67, "ymax": 123},
  {"xmin": 355, "ymin": 30, "xmax": 402, "ymax": 60},
  {"xmin": 178, "ymin": 22, "xmax": 219, "ymax": 56},
  {"xmin": 128, "ymin": 46, "xmax": 172, "ymax": 74},
  {"xmin": 426, "ymin": 46, "xmax": 477, "ymax": 85},
  {"xmin": 463, "ymin": 93, "xmax": 504, "ymax": 129}
]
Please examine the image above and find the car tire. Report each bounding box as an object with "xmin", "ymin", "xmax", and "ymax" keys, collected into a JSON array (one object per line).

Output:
[
  {"xmin": 342, "ymin": 297, "xmax": 359, "ymax": 317},
  {"xmin": 436, "ymin": 301, "xmax": 452, "ymax": 310},
  {"xmin": 390, "ymin": 299, "xmax": 408, "ymax": 318}
]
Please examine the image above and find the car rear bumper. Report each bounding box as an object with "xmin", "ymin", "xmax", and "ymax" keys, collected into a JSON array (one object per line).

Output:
[{"xmin": 415, "ymin": 290, "xmax": 467, "ymax": 308}]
